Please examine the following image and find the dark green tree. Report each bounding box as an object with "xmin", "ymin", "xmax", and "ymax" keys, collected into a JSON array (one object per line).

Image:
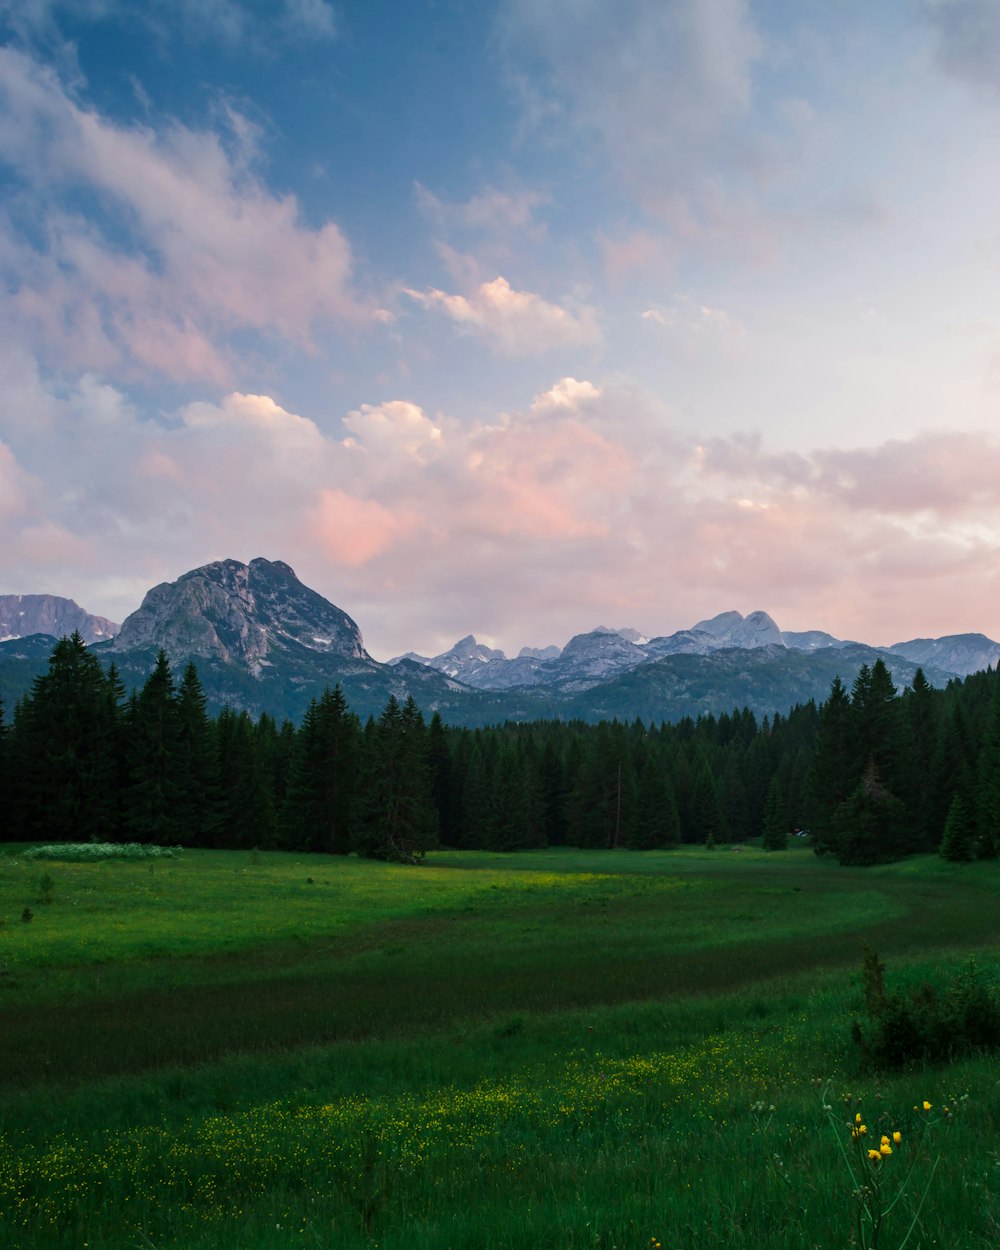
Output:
[
  {"xmin": 940, "ymin": 791, "xmax": 976, "ymax": 862},
  {"xmin": 15, "ymin": 633, "xmax": 118, "ymax": 842},
  {"xmin": 124, "ymin": 650, "xmax": 183, "ymax": 844},
  {"xmin": 175, "ymin": 662, "xmax": 220, "ymax": 845},
  {"xmin": 805, "ymin": 677, "xmax": 855, "ymax": 856},
  {"xmin": 761, "ymin": 777, "xmax": 788, "ymax": 850},
  {"xmin": 356, "ymin": 695, "xmax": 437, "ymax": 861},
  {"xmin": 280, "ymin": 686, "xmax": 359, "ymax": 853}
]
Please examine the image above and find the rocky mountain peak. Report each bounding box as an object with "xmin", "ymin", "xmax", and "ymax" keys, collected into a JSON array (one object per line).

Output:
[
  {"xmin": 112, "ymin": 557, "xmax": 369, "ymax": 672},
  {"xmin": 0, "ymin": 594, "xmax": 118, "ymax": 645}
]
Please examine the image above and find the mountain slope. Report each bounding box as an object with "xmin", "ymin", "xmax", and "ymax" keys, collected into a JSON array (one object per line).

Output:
[{"xmin": 0, "ymin": 595, "xmax": 117, "ymax": 645}]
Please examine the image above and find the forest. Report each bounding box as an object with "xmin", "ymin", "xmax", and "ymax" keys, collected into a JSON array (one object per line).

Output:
[{"xmin": 1, "ymin": 631, "xmax": 998, "ymax": 866}]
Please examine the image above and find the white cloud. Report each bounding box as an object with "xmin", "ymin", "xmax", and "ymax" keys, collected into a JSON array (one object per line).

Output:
[
  {"xmin": 0, "ymin": 48, "xmax": 365, "ymax": 381},
  {"xmin": 415, "ymin": 183, "xmax": 548, "ymax": 236},
  {"xmin": 498, "ymin": 0, "xmax": 761, "ymax": 201},
  {"xmin": 927, "ymin": 0, "xmax": 1000, "ymax": 94},
  {"xmin": 282, "ymin": 0, "xmax": 336, "ymax": 39},
  {"xmin": 403, "ymin": 276, "xmax": 600, "ymax": 356}
]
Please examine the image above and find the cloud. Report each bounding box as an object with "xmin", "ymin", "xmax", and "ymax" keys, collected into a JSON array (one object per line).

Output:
[
  {"xmin": 0, "ymin": 0, "xmax": 337, "ymax": 50},
  {"xmin": 281, "ymin": 0, "xmax": 336, "ymax": 39},
  {"xmin": 641, "ymin": 297, "xmax": 747, "ymax": 354},
  {"xmin": 0, "ymin": 48, "xmax": 364, "ymax": 381},
  {"xmin": 4, "ymin": 353, "xmax": 1000, "ymax": 655},
  {"xmin": 403, "ymin": 276, "xmax": 600, "ymax": 356},
  {"xmin": 342, "ymin": 401, "xmax": 443, "ymax": 462},
  {"xmin": 415, "ymin": 183, "xmax": 548, "ymax": 237},
  {"xmin": 498, "ymin": 0, "xmax": 761, "ymax": 204},
  {"xmin": 926, "ymin": 0, "xmax": 1000, "ymax": 94}
]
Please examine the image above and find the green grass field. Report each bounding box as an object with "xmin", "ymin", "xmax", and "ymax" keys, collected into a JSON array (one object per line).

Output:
[{"xmin": 1, "ymin": 843, "xmax": 999, "ymax": 1249}]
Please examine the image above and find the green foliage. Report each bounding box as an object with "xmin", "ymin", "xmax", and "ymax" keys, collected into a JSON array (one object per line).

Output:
[
  {"xmin": 21, "ymin": 842, "xmax": 180, "ymax": 862},
  {"xmin": 851, "ymin": 946, "xmax": 1000, "ymax": 1068}
]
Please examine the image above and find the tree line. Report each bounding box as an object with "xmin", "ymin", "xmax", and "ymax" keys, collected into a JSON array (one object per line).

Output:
[{"xmin": 1, "ymin": 632, "xmax": 998, "ymax": 865}]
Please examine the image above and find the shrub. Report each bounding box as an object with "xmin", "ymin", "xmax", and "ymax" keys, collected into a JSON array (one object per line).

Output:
[
  {"xmin": 21, "ymin": 843, "xmax": 181, "ymax": 863},
  {"xmin": 852, "ymin": 945, "xmax": 1000, "ymax": 1068}
]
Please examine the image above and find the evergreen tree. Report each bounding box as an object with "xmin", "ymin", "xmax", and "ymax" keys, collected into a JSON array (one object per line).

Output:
[
  {"xmin": 831, "ymin": 761, "xmax": 907, "ymax": 866},
  {"xmin": 427, "ymin": 712, "xmax": 453, "ymax": 846},
  {"xmin": 124, "ymin": 650, "xmax": 183, "ymax": 843},
  {"xmin": 690, "ymin": 761, "xmax": 723, "ymax": 846},
  {"xmin": 805, "ymin": 677, "xmax": 855, "ymax": 856},
  {"xmin": 488, "ymin": 738, "xmax": 533, "ymax": 850},
  {"xmin": 629, "ymin": 756, "xmax": 680, "ymax": 848},
  {"xmin": 0, "ymin": 696, "xmax": 8, "ymax": 830},
  {"xmin": 459, "ymin": 737, "xmax": 492, "ymax": 848},
  {"xmin": 175, "ymin": 662, "xmax": 220, "ymax": 845},
  {"xmin": 901, "ymin": 669, "xmax": 939, "ymax": 851},
  {"xmin": 280, "ymin": 686, "xmax": 359, "ymax": 853},
  {"xmin": 976, "ymin": 673, "xmax": 1000, "ymax": 859},
  {"xmin": 16, "ymin": 633, "xmax": 118, "ymax": 841},
  {"xmin": 356, "ymin": 695, "xmax": 437, "ymax": 861},
  {"xmin": 940, "ymin": 790, "xmax": 976, "ymax": 862},
  {"xmin": 761, "ymin": 777, "xmax": 788, "ymax": 850}
]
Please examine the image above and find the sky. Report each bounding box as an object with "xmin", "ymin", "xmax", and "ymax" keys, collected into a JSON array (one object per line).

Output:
[{"xmin": 1, "ymin": 0, "xmax": 1000, "ymax": 659}]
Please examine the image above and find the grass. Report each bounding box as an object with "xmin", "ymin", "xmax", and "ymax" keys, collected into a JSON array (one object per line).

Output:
[{"xmin": 1, "ymin": 843, "xmax": 999, "ymax": 1248}]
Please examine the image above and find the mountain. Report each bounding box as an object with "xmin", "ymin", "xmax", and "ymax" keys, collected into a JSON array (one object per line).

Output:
[
  {"xmin": 0, "ymin": 594, "xmax": 117, "ymax": 645},
  {"xmin": 95, "ymin": 557, "xmax": 500, "ymax": 723},
  {"xmin": 390, "ymin": 634, "xmax": 507, "ymax": 683},
  {"xmin": 885, "ymin": 633, "xmax": 1000, "ymax": 677},
  {"xmin": 1, "ymin": 561, "xmax": 996, "ymax": 727},
  {"xmin": 111, "ymin": 557, "xmax": 369, "ymax": 670}
]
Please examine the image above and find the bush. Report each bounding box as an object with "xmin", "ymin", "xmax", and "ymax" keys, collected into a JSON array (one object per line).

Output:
[
  {"xmin": 852, "ymin": 945, "xmax": 1000, "ymax": 1068},
  {"xmin": 21, "ymin": 843, "xmax": 181, "ymax": 863}
]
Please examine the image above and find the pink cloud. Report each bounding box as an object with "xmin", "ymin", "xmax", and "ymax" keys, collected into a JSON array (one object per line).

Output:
[
  {"xmin": 4, "ymin": 359, "xmax": 1000, "ymax": 654},
  {"xmin": 0, "ymin": 48, "xmax": 365, "ymax": 381},
  {"xmin": 403, "ymin": 276, "xmax": 600, "ymax": 356},
  {"xmin": 308, "ymin": 489, "xmax": 423, "ymax": 567}
]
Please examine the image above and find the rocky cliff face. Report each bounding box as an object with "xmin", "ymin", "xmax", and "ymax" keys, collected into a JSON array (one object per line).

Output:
[
  {"xmin": 111, "ymin": 558, "xmax": 369, "ymax": 672},
  {"xmin": 0, "ymin": 595, "xmax": 118, "ymax": 645}
]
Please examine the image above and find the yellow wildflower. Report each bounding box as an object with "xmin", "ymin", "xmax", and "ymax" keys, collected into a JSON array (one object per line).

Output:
[
  {"xmin": 922, "ymin": 1101, "xmax": 932, "ymax": 1111},
  {"xmin": 855, "ymin": 1113, "xmax": 862, "ymax": 1123},
  {"xmin": 880, "ymin": 1143, "xmax": 892, "ymax": 1156},
  {"xmin": 868, "ymin": 1149, "xmax": 881, "ymax": 1162},
  {"xmin": 892, "ymin": 1131, "xmax": 901, "ymax": 1144}
]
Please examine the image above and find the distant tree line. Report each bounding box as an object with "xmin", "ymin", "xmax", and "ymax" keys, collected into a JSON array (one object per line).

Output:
[{"xmin": 1, "ymin": 633, "xmax": 999, "ymax": 866}]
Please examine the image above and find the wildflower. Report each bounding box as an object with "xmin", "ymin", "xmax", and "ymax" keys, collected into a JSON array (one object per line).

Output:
[
  {"xmin": 922, "ymin": 1101, "xmax": 932, "ymax": 1111},
  {"xmin": 868, "ymin": 1149, "xmax": 881, "ymax": 1162},
  {"xmin": 856, "ymin": 1113, "xmax": 863, "ymax": 1123},
  {"xmin": 880, "ymin": 1143, "xmax": 892, "ymax": 1156},
  {"xmin": 892, "ymin": 1131, "xmax": 901, "ymax": 1144}
]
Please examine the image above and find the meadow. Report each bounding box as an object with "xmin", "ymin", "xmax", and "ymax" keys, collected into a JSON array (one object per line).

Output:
[{"xmin": 1, "ymin": 843, "xmax": 998, "ymax": 1249}]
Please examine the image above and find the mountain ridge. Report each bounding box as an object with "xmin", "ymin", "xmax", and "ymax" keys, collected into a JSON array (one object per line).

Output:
[{"xmin": 1, "ymin": 561, "xmax": 996, "ymax": 725}]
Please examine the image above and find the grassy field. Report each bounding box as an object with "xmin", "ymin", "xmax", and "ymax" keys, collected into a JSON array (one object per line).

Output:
[{"xmin": 1, "ymin": 842, "xmax": 999, "ymax": 1249}]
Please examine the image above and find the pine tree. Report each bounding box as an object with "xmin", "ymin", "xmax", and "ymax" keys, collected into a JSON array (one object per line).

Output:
[
  {"xmin": 16, "ymin": 633, "xmax": 118, "ymax": 842},
  {"xmin": 940, "ymin": 791, "xmax": 976, "ymax": 862},
  {"xmin": 805, "ymin": 677, "xmax": 855, "ymax": 856},
  {"xmin": 124, "ymin": 650, "xmax": 183, "ymax": 844},
  {"xmin": 690, "ymin": 761, "xmax": 723, "ymax": 847},
  {"xmin": 901, "ymin": 669, "xmax": 939, "ymax": 851},
  {"xmin": 427, "ymin": 712, "xmax": 453, "ymax": 846},
  {"xmin": 356, "ymin": 695, "xmax": 437, "ymax": 861},
  {"xmin": 280, "ymin": 686, "xmax": 359, "ymax": 853},
  {"xmin": 175, "ymin": 662, "xmax": 220, "ymax": 845},
  {"xmin": 761, "ymin": 777, "xmax": 788, "ymax": 850},
  {"xmin": 832, "ymin": 760, "xmax": 907, "ymax": 866},
  {"xmin": 629, "ymin": 756, "xmax": 680, "ymax": 849},
  {"xmin": 977, "ymin": 673, "xmax": 1000, "ymax": 859},
  {"xmin": 488, "ymin": 738, "xmax": 532, "ymax": 850}
]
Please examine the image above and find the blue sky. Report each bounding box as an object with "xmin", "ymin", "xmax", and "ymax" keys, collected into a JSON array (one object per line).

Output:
[{"xmin": 1, "ymin": 0, "xmax": 999, "ymax": 657}]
